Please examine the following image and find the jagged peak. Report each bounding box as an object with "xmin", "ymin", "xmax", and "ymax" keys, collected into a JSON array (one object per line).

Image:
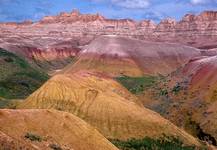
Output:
[
  {"xmin": 181, "ymin": 11, "xmax": 217, "ymax": 22},
  {"xmin": 160, "ymin": 18, "xmax": 176, "ymax": 24},
  {"xmin": 181, "ymin": 14, "xmax": 196, "ymax": 22},
  {"xmin": 199, "ymin": 10, "xmax": 217, "ymax": 20},
  {"xmin": 138, "ymin": 20, "xmax": 156, "ymax": 27},
  {"xmin": 70, "ymin": 9, "xmax": 80, "ymax": 16}
]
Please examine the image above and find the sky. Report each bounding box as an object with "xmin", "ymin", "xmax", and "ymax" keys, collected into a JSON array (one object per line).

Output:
[{"xmin": 0, "ymin": 0, "xmax": 216, "ymax": 23}]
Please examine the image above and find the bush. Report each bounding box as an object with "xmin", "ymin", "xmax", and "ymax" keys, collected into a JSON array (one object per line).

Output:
[
  {"xmin": 159, "ymin": 89, "xmax": 168, "ymax": 96},
  {"xmin": 116, "ymin": 76, "xmax": 157, "ymax": 94},
  {"xmin": 49, "ymin": 144, "xmax": 62, "ymax": 150},
  {"xmin": 24, "ymin": 132, "xmax": 42, "ymax": 142},
  {"xmin": 4, "ymin": 57, "xmax": 14, "ymax": 62},
  {"xmin": 172, "ymin": 83, "xmax": 182, "ymax": 94},
  {"xmin": 110, "ymin": 135, "xmax": 200, "ymax": 150}
]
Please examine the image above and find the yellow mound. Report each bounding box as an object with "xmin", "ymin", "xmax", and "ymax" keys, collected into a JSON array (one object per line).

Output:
[
  {"xmin": 64, "ymin": 55, "xmax": 144, "ymax": 77},
  {"xmin": 0, "ymin": 109, "xmax": 118, "ymax": 150},
  {"xmin": 64, "ymin": 36, "xmax": 200, "ymax": 76},
  {"xmin": 18, "ymin": 71, "xmax": 200, "ymax": 146}
]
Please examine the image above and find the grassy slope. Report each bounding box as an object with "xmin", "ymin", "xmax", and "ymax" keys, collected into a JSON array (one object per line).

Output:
[{"xmin": 0, "ymin": 48, "xmax": 49, "ymax": 102}]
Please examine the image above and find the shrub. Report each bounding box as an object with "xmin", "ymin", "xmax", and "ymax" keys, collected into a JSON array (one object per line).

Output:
[
  {"xmin": 159, "ymin": 89, "xmax": 168, "ymax": 96},
  {"xmin": 24, "ymin": 132, "xmax": 42, "ymax": 142},
  {"xmin": 4, "ymin": 57, "xmax": 14, "ymax": 62},
  {"xmin": 172, "ymin": 83, "xmax": 182, "ymax": 94},
  {"xmin": 110, "ymin": 135, "xmax": 201, "ymax": 150},
  {"xmin": 49, "ymin": 144, "xmax": 62, "ymax": 150},
  {"xmin": 116, "ymin": 76, "xmax": 157, "ymax": 94}
]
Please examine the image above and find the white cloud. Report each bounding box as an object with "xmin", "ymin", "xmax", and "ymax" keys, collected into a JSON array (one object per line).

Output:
[
  {"xmin": 190, "ymin": 0, "xmax": 206, "ymax": 4},
  {"xmin": 190, "ymin": 0, "xmax": 217, "ymax": 5},
  {"xmin": 90, "ymin": 0, "xmax": 150, "ymax": 9},
  {"xmin": 112, "ymin": 0, "xmax": 150, "ymax": 9}
]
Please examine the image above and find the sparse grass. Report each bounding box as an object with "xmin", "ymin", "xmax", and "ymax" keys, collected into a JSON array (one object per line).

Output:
[
  {"xmin": 110, "ymin": 136, "xmax": 203, "ymax": 150},
  {"xmin": 24, "ymin": 132, "xmax": 42, "ymax": 142},
  {"xmin": 116, "ymin": 76, "xmax": 157, "ymax": 94}
]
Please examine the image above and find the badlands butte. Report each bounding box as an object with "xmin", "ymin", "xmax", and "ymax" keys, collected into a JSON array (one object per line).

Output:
[{"xmin": 0, "ymin": 10, "xmax": 217, "ymax": 150}]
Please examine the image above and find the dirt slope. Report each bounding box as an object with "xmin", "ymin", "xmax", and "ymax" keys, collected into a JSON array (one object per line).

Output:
[{"xmin": 0, "ymin": 109, "xmax": 118, "ymax": 150}]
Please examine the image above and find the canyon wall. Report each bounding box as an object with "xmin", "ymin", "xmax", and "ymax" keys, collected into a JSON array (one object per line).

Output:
[
  {"xmin": 0, "ymin": 10, "xmax": 216, "ymax": 49},
  {"xmin": 0, "ymin": 10, "xmax": 216, "ymax": 71}
]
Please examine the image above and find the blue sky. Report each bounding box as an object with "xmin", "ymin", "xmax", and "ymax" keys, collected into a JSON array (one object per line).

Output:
[{"xmin": 0, "ymin": 0, "xmax": 216, "ymax": 22}]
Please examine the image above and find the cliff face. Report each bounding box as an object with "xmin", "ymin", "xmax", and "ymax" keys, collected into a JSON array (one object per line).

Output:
[{"xmin": 0, "ymin": 10, "xmax": 216, "ymax": 49}]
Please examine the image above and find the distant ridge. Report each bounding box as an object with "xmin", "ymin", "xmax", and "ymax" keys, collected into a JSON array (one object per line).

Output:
[{"xmin": 0, "ymin": 10, "xmax": 216, "ymax": 51}]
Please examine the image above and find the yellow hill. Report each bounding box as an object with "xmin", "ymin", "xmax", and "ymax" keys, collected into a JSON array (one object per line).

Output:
[
  {"xmin": 0, "ymin": 109, "xmax": 118, "ymax": 150},
  {"xmin": 18, "ymin": 71, "xmax": 200, "ymax": 146}
]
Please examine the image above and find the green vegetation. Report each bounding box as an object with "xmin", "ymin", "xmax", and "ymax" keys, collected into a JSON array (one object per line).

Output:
[
  {"xmin": 116, "ymin": 76, "xmax": 157, "ymax": 94},
  {"xmin": 0, "ymin": 48, "xmax": 49, "ymax": 100},
  {"xmin": 159, "ymin": 89, "xmax": 168, "ymax": 96},
  {"xmin": 172, "ymin": 83, "xmax": 182, "ymax": 94},
  {"xmin": 110, "ymin": 136, "xmax": 203, "ymax": 150},
  {"xmin": 24, "ymin": 132, "xmax": 42, "ymax": 142}
]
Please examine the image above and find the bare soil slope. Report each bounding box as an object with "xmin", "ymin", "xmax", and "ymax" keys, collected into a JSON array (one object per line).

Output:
[{"xmin": 0, "ymin": 109, "xmax": 118, "ymax": 150}]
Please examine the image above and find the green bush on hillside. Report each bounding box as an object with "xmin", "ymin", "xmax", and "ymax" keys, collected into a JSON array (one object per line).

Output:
[
  {"xmin": 110, "ymin": 136, "xmax": 202, "ymax": 150},
  {"xmin": 24, "ymin": 132, "xmax": 42, "ymax": 142},
  {"xmin": 116, "ymin": 76, "xmax": 157, "ymax": 94},
  {"xmin": 172, "ymin": 83, "xmax": 182, "ymax": 94}
]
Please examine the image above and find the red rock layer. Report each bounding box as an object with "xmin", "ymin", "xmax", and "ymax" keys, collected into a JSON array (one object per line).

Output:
[
  {"xmin": 0, "ymin": 40, "xmax": 81, "ymax": 72},
  {"xmin": 181, "ymin": 56, "xmax": 217, "ymax": 100},
  {"xmin": 64, "ymin": 36, "xmax": 201, "ymax": 76}
]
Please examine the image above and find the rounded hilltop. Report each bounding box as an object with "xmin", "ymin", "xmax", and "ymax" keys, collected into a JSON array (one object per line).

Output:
[{"xmin": 65, "ymin": 35, "xmax": 200, "ymax": 76}]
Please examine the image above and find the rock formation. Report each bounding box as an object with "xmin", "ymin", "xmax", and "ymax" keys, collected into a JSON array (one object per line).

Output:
[
  {"xmin": 0, "ymin": 10, "xmax": 216, "ymax": 50},
  {"xmin": 0, "ymin": 10, "xmax": 216, "ymax": 73}
]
